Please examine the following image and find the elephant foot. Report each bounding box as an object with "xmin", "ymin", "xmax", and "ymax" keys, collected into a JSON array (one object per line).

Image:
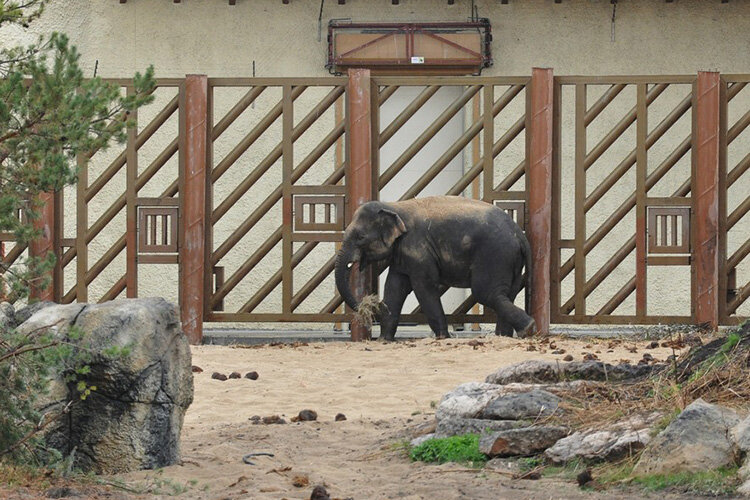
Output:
[
  {"xmin": 516, "ymin": 319, "xmax": 537, "ymax": 339},
  {"xmin": 377, "ymin": 334, "xmax": 396, "ymax": 342},
  {"xmin": 435, "ymin": 332, "xmax": 454, "ymax": 340}
]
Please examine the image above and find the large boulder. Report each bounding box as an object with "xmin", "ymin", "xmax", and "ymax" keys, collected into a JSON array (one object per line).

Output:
[
  {"xmin": 733, "ymin": 416, "xmax": 750, "ymax": 454},
  {"xmin": 20, "ymin": 298, "xmax": 193, "ymax": 473},
  {"xmin": 634, "ymin": 399, "xmax": 740, "ymax": 476}
]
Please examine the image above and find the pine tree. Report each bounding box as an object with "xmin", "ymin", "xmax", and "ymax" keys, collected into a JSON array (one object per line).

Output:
[{"xmin": 0, "ymin": 0, "xmax": 155, "ymax": 463}]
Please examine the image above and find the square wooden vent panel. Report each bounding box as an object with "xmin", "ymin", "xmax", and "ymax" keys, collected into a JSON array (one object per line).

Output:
[{"xmin": 327, "ymin": 20, "xmax": 492, "ymax": 75}]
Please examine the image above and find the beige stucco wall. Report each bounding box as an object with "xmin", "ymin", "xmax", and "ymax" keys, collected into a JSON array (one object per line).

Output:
[{"xmin": 2, "ymin": 0, "xmax": 748, "ymax": 328}]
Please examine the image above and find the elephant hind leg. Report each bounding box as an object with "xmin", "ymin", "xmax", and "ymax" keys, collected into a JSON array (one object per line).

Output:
[
  {"xmin": 489, "ymin": 295, "xmax": 535, "ymax": 338},
  {"xmin": 495, "ymin": 318, "xmax": 514, "ymax": 337}
]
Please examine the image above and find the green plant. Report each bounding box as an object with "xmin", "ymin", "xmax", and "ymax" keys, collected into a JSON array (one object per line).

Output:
[
  {"xmin": 631, "ymin": 466, "xmax": 740, "ymax": 496},
  {"xmin": 409, "ymin": 434, "xmax": 486, "ymax": 466},
  {"xmin": 0, "ymin": 0, "xmax": 154, "ymax": 466}
]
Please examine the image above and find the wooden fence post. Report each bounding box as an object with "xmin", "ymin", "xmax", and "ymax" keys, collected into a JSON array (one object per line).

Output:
[
  {"xmin": 29, "ymin": 191, "xmax": 56, "ymax": 302},
  {"xmin": 693, "ymin": 71, "xmax": 721, "ymax": 330},
  {"xmin": 179, "ymin": 74, "xmax": 208, "ymax": 344},
  {"xmin": 346, "ymin": 68, "xmax": 373, "ymax": 341},
  {"xmin": 527, "ymin": 67, "xmax": 553, "ymax": 336}
]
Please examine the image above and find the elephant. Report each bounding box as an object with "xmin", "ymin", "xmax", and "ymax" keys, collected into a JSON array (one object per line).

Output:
[{"xmin": 334, "ymin": 195, "xmax": 536, "ymax": 340}]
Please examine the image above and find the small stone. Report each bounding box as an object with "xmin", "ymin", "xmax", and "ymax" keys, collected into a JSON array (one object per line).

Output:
[
  {"xmin": 551, "ymin": 349, "xmax": 566, "ymax": 355},
  {"xmin": 262, "ymin": 415, "xmax": 287, "ymax": 425},
  {"xmin": 191, "ymin": 365, "xmax": 203, "ymax": 373},
  {"xmin": 526, "ymin": 344, "xmax": 537, "ymax": 351},
  {"xmin": 229, "ymin": 371, "xmax": 241, "ymax": 379},
  {"xmin": 549, "ymin": 343, "xmax": 557, "ymax": 349},
  {"xmin": 582, "ymin": 353, "xmax": 598, "ymax": 361},
  {"xmin": 642, "ymin": 353, "xmax": 654, "ymax": 362},
  {"xmin": 335, "ymin": 413, "xmax": 347, "ymax": 422},
  {"xmin": 245, "ymin": 371, "xmax": 259, "ymax": 380},
  {"xmin": 211, "ymin": 372, "xmax": 228, "ymax": 381},
  {"xmin": 646, "ymin": 341, "xmax": 659, "ymax": 349},
  {"xmin": 292, "ymin": 475, "xmax": 310, "ymax": 488},
  {"xmin": 249, "ymin": 415, "xmax": 261, "ymax": 423},
  {"xmin": 310, "ymin": 485, "xmax": 331, "ymax": 500},
  {"xmin": 563, "ymin": 354, "xmax": 574, "ymax": 362},
  {"xmin": 297, "ymin": 409, "xmax": 318, "ymax": 421}
]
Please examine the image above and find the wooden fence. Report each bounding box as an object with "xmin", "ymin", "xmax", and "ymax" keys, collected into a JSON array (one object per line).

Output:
[{"xmin": 8, "ymin": 69, "xmax": 748, "ymax": 344}]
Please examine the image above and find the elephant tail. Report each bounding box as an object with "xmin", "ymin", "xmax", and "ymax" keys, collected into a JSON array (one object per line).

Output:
[{"xmin": 520, "ymin": 232, "xmax": 532, "ymax": 316}]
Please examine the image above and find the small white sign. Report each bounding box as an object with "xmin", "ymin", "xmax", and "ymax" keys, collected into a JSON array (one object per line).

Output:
[{"xmin": 411, "ymin": 56, "xmax": 425, "ymax": 64}]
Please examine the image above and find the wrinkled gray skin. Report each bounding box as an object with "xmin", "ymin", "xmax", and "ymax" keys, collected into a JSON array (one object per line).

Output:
[{"xmin": 335, "ymin": 196, "xmax": 535, "ymax": 340}]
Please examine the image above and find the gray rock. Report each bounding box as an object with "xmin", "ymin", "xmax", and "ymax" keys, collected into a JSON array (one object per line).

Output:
[
  {"xmin": 410, "ymin": 433, "xmax": 435, "ymax": 447},
  {"xmin": 14, "ymin": 300, "xmax": 56, "ymax": 325},
  {"xmin": 479, "ymin": 426, "xmax": 569, "ymax": 457},
  {"xmin": 486, "ymin": 360, "xmax": 658, "ymax": 385},
  {"xmin": 435, "ymin": 418, "xmax": 526, "ymax": 438},
  {"xmin": 740, "ymin": 461, "xmax": 750, "ymax": 481},
  {"xmin": 435, "ymin": 382, "xmax": 512, "ymax": 421},
  {"xmin": 481, "ymin": 389, "xmax": 561, "ymax": 420},
  {"xmin": 545, "ymin": 428, "xmax": 651, "ymax": 464},
  {"xmin": 732, "ymin": 416, "xmax": 750, "ymax": 453},
  {"xmin": 28, "ymin": 298, "xmax": 193, "ymax": 474},
  {"xmin": 739, "ymin": 479, "xmax": 750, "ymax": 497},
  {"xmin": 436, "ymin": 381, "xmax": 587, "ymax": 421},
  {"xmin": 0, "ymin": 301, "xmax": 15, "ymax": 329},
  {"xmin": 16, "ymin": 302, "xmax": 85, "ymax": 337},
  {"xmin": 634, "ymin": 399, "xmax": 740, "ymax": 476},
  {"xmin": 484, "ymin": 457, "xmax": 522, "ymax": 474}
]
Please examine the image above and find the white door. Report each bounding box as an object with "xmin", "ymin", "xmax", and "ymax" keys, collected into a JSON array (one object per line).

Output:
[{"xmin": 378, "ymin": 86, "xmax": 468, "ymax": 324}]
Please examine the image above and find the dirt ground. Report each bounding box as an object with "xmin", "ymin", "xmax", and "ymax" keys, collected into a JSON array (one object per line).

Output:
[{"xmin": 106, "ymin": 334, "xmax": 688, "ymax": 500}]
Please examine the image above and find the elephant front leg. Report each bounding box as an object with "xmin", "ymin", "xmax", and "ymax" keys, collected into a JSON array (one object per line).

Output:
[
  {"xmin": 380, "ymin": 270, "xmax": 412, "ymax": 341},
  {"xmin": 412, "ymin": 283, "xmax": 450, "ymax": 339}
]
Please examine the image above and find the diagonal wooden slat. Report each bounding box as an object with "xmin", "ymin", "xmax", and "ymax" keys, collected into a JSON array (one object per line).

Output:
[
  {"xmin": 379, "ymin": 85, "xmax": 440, "ymax": 146},
  {"xmin": 379, "ymin": 85, "xmax": 481, "ymax": 188},
  {"xmin": 87, "ymin": 94, "xmax": 179, "ymax": 202},
  {"xmin": 209, "ymin": 227, "xmax": 283, "ymax": 308},
  {"xmin": 291, "ymin": 256, "xmax": 336, "ymax": 311},
  {"xmin": 99, "ymin": 275, "xmax": 127, "ymax": 303},
  {"xmin": 212, "ymin": 85, "xmax": 345, "ymax": 222},
  {"xmin": 212, "ymin": 86, "xmax": 266, "ymax": 140},
  {"xmin": 585, "ymin": 84, "xmax": 627, "ymax": 126},
  {"xmin": 585, "ymin": 90, "xmax": 692, "ymax": 212},
  {"xmin": 584, "ymin": 83, "xmax": 668, "ymax": 172},
  {"xmin": 211, "ymin": 85, "xmax": 307, "ymax": 182}
]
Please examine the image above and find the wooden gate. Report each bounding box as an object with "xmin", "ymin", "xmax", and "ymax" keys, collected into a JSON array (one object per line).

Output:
[
  {"xmin": 205, "ymin": 77, "xmax": 350, "ymax": 324},
  {"xmin": 721, "ymin": 75, "xmax": 750, "ymax": 323}
]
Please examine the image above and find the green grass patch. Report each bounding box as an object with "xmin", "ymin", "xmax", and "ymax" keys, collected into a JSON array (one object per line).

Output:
[
  {"xmin": 631, "ymin": 466, "xmax": 740, "ymax": 496},
  {"xmin": 517, "ymin": 456, "xmax": 544, "ymax": 472},
  {"xmin": 409, "ymin": 434, "xmax": 486, "ymax": 466}
]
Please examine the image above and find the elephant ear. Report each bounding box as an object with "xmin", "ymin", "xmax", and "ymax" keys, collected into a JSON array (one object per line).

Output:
[{"xmin": 378, "ymin": 208, "xmax": 407, "ymax": 246}]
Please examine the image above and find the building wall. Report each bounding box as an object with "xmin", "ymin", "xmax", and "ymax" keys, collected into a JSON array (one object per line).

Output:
[{"xmin": 2, "ymin": 0, "xmax": 748, "ymax": 327}]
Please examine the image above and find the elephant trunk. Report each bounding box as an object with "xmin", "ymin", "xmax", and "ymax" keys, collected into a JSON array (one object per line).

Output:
[{"xmin": 335, "ymin": 242, "xmax": 361, "ymax": 311}]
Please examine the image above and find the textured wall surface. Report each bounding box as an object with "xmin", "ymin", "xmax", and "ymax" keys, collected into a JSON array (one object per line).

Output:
[{"xmin": 2, "ymin": 0, "xmax": 748, "ymax": 327}]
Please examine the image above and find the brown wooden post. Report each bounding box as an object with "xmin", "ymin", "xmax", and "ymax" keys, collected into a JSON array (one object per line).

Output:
[
  {"xmin": 346, "ymin": 68, "xmax": 373, "ymax": 341},
  {"xmin": 29, "ymin": 191, "xmax": 56, "ymax": 301},
  {"xmin": 179, "ymin": 75, "xmax": 208, "ymax": 344},
  {"xmin": 527, "ymin": 67, "xmax": 553, "ymax": 335},
  {"xmin": 693, "ymin": 71, "xmax": 721, "ymax": 330}
]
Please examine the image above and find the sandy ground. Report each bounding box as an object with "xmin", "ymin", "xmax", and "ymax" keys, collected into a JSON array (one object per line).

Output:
[{"xmin": 114, "ymin": 335, "xmax": 685, "ymax": 500}]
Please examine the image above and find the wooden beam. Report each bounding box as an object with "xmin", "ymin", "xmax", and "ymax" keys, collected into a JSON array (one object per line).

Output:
[
  {"xmin": 179, "ymin": 75, "xmax": 208, "ymax": 345},
  {"xmin": 528, "ymin": 67, "xmax": 554, "ymax": 335},
  {"xmin": 693, "ymin": 71, "xmax": 721, "ymax": 330},
  {"xmin": 346, "ymin": 68, "xmax": 374, "ymax": 341}
]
